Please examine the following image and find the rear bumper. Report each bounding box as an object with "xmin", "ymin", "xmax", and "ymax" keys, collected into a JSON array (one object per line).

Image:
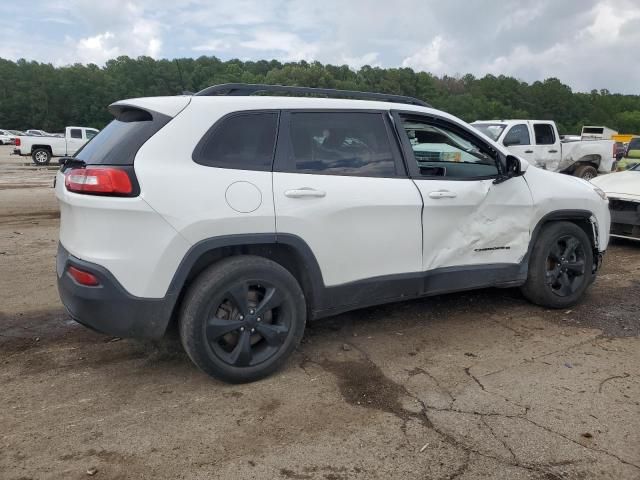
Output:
[{"xmin": 56, "ymin": 243, "xmax": 175, "ymax": 338}]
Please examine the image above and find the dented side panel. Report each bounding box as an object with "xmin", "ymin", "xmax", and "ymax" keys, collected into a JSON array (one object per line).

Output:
[
  {"xmin": 414, "ymin": 177, "xmax": 534, "ymax": 270},
  {"xmin": 523, "ymin": 166, "xmax": 610, "ymax": 251}
]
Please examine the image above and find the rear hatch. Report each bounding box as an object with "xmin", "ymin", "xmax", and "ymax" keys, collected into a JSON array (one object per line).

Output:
[{"xmin": 55, "ymin": 97, "xmax": 191, "ymax": 297}]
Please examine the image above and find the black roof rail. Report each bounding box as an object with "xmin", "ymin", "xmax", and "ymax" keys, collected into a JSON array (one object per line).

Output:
[{"xmin": 193, "ymin": 83, "xmax": 431, "ymax": 107}]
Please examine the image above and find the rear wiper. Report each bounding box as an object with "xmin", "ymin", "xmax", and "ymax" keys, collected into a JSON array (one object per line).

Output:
[{"xmin": 59, "ymin": 157, "xmax": 86, "ymax": 171}]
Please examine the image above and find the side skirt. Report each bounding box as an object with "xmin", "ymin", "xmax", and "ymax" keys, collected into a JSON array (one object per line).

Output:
[{"xmin": 313, "ymin": 263, "xmax": 526, "ymax": 319}]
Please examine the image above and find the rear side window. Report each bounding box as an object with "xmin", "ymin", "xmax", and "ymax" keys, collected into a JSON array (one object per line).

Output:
[
  {"xmin": 74, "ymin": 108, "xmax": 170, "ymax": 165},
  {"xmin": 70, "ymin": 129, "xmax": 82, "ymax": 139},
  {"xmin": 193, "ymin": 112, "xmax": 278, "ymax": 170},
  {"xmin": 533, "ymin": 124, "xmax": 555, "ymax": 145},
  {"xmin": 287, "ymin": 112, "xmax": 397, "ymax": 177}
]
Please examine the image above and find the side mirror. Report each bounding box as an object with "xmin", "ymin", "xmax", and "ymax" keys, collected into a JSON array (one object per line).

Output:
[
  {"xmin": 505, "ymin": 155, "xmax": 522, "ymax": 176},
  {"xmin": 503, "ymin": 139, "xmax": 520, "ymax": 147},
  {"xmin": 494, "ymin": 155, "xmax": 523, "ymax": 185}
]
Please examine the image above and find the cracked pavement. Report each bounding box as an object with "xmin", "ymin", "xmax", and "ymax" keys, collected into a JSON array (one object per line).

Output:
[{"xmin": 0, "ymin": 145, "xmax": 639, "ymax": 480}]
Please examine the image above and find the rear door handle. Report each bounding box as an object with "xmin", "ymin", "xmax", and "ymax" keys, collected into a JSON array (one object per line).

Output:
[
  {"xmin": 524, "ymin": 150, "xmax": 534, "ymax": 154},
  {"xmin": 428, "ymin": 190, "xmax": 457, "ymax": 199},
  {"xmin": 548, "ymin": 149, "xmax": 558, "ymax": 153},
  {"xmin": 284, "ymin": 188, "xmax": 326, "ymax": 198}
]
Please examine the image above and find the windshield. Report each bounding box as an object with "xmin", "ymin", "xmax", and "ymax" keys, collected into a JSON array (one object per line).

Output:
[{"xmin": 471, "ymin": 123, "xmax": 506, "ymax": 142}]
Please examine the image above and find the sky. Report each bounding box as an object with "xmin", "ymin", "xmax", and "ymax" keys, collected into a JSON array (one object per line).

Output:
[{"xmin": 2, "ymin": 0, "xmax": 640, "ymax": 94}]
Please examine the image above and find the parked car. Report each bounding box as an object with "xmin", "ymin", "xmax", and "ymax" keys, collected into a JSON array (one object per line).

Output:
[
  {"xmin": 55, "ymin": 84, "xmax": 610, "ymax": 383},
  {"xmin": 25, "ymin": 129, "xmax": 48, "ymax": 136},
  {"xmin": 616, "ymin": 136, "xmax": 640, "ymax": 171},
  {"xmin": 14, "ymin": 126, "xmax": 99, "ymax": 165},
  {"xmin": 0, "ymin": 129, "xmax": 13, "ymax": 145},
  {"xmin": 591, "ymin": 163, "xmax": 640, "ymax": 240},
  {"xmin": 471, "ymin": 120, "xmax": 615, "ymax": 179}
]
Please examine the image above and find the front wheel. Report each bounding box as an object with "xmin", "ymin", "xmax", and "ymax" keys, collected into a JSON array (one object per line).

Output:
[
  {"xmin": 32, "ymin": 148, "xmax": 51, "ymax": 165},
  {"xmin": 521, "ymin": 222, "xmax": 594, "ymax": 309},
  {"xmin": 179, "ymin": 256, "xmax": 306, "ymax": 383}
]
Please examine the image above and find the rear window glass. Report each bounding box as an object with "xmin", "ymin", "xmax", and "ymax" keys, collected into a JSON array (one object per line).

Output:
[
  {"xmin": 288, "ymin": 112, "xmax": 397, "ymax": 177},
  {"xmin": 74, "ymin": 108, "xmax": 170, "ymax": 164},
  {"xmin": 193, "ymin": 112, "xmax": 278, "ymax": 170},
  {"xmin": 70, "ymin": 129, "xmax": 82, "ymax": 139}
]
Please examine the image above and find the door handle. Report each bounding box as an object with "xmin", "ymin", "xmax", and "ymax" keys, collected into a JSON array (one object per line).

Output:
[
  {"xmin": 284, "ymin": 188, "xmax": 326, "ymax": 198},
  {"xmin": 524, "ymin": 150, "xmax": 534, "ymax": 153},
  {"xmin": 548, "ymin": 149, "xmax": 558, "ymax": 153},
  {"xmin": 428, "ymin": 190, "xmax": 457, "ymax": 199}
]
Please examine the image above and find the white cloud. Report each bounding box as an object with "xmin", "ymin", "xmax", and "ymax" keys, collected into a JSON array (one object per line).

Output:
[
  {"xmin": 240, "ymin": 30, "xmax": 319, "ymax": 62},
  {"xmin": 192, "ymin": 40, "xmax": 232, "ymax": 52},
  {"xmin": 583, "ymin": 2, "xmax": 640, "ymax": 42},
  {"xmin": 131, "ymin": 19, "xmax": 163, "ymax": 57},
  {"xmin": 340, "ymin": 52, "xmax": 380, "ymax": 69},
  {"xmin": 74, "ymin": 32, "xmax": 120, "ymax": 64},
  {"xmin": 402, "ymin": 36, "xmax": 445, "ymax": 74}
]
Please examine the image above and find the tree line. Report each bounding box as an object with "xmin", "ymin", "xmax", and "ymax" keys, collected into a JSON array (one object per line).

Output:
[{"xmin": 1, "ymin": 56, "xmax": 639, "ymax": 135}]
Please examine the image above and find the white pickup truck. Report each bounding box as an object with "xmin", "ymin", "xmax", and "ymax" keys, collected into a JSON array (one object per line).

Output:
[
  {"xmin": 14, "ymin": 126, "xmax": 99, "ymax": 165},
  {"xmin": 471, "ymin": 120, "xmax": 615, "ymax": 179}
]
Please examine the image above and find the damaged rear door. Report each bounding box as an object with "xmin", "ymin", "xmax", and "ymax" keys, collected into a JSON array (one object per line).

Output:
[{"xmin": 392, "ymin": 111, "xmax": 533, "ymax": 272}]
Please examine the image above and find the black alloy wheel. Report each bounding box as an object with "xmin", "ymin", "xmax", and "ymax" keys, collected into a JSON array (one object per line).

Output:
[
  {"xmin": 206, "ymin": 280, "xmax": 291, "ymax": 367},
  {"xmin": 544, "ymin": 234, "xmax": 587, "ymax": 297},
  {"xmin": 179, "ymin": 255, "xmax": 306, "ymax": 383}
]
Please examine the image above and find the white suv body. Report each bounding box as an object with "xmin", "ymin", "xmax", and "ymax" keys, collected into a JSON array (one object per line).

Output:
[{"xmin": 55, "ymin": 85, "xmax": 610, "ymax": 382}]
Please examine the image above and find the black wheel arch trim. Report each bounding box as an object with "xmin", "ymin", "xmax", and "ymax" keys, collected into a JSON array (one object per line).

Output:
[{"xmin": 165, "ymin": 232, "xmax": 326, "ymax": 314}]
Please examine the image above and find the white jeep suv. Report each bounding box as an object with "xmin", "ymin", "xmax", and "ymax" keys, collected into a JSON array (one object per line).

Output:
[{"xmin": 55, "ymin": 84, "xmax": 610, "ymax": 383}]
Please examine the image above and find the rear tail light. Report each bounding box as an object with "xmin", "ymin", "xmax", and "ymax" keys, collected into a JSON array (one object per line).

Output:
[
  {"xmin": 15, "ymin": 138, "xmax": 20, "ymax": 146},
  {"xmin": 68, "ymin": 266, "xmax": 100, "ymax": 286},
  {"xmin": 65, "ymin": 167, "xmax": 133, "ymax": 195}
]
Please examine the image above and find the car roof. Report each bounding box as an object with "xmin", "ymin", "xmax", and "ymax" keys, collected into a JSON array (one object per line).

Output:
[{"xmin": 113, "ymin": 95, "xmax": 454, "ymax": 121}]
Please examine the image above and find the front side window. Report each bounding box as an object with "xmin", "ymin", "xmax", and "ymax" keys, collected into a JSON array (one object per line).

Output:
[
  {"xmin": 533, "ymin": 124, "xmax": 555, "ymax": 145},
  {"xmin": 70, "ymin": 129, "xmax": 82, "ymax": 139},
  {"xmin": 193, "ymin": 112, "xmax": 278, "ymax": 170},
  {"xmin": 400, "ymin": 116, "xmax": 499, "ymax": 179},
  {"xmin": 503, "ymin": 124, "xmax": 531, "ymax": 146},
  {"xmin": 288, "ymin": 112, "xmax": 397, "ymax": 177},
  {"xmin": 86, "ymin": 129, "xmax": 98, "ymax": 140}
]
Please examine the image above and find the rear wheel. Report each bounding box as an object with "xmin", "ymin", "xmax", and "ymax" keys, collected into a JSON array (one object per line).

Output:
[
  {"xmin": 32, "ymin": 148, "xmax": 51, "ymax": 165},
  {"xmin": 179, "ymin": 256, "xmax": 306, "ymax": 383},
  {"xmin": 574, "ymin": 164, "xmax": 597, "ymax": 180},
  {"xmin": 521, "ymin": 222, "xmax": 593, "ymax": 309}
]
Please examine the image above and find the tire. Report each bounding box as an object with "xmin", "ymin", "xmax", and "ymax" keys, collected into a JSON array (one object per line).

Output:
[
  {"xmin": 521, "ymin": 221, "xmax": 593, "ymax": 309},
  {"xmin": 179, "ymin": 255, "xmax": 306, "ymax": 383},
  {"xmin": 574, "ymin": 164, "xmax": 597, "ymax": 180},
  {"xmin": 32, "ymin": 148, "xmax": 51, "ymax": 165}
]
